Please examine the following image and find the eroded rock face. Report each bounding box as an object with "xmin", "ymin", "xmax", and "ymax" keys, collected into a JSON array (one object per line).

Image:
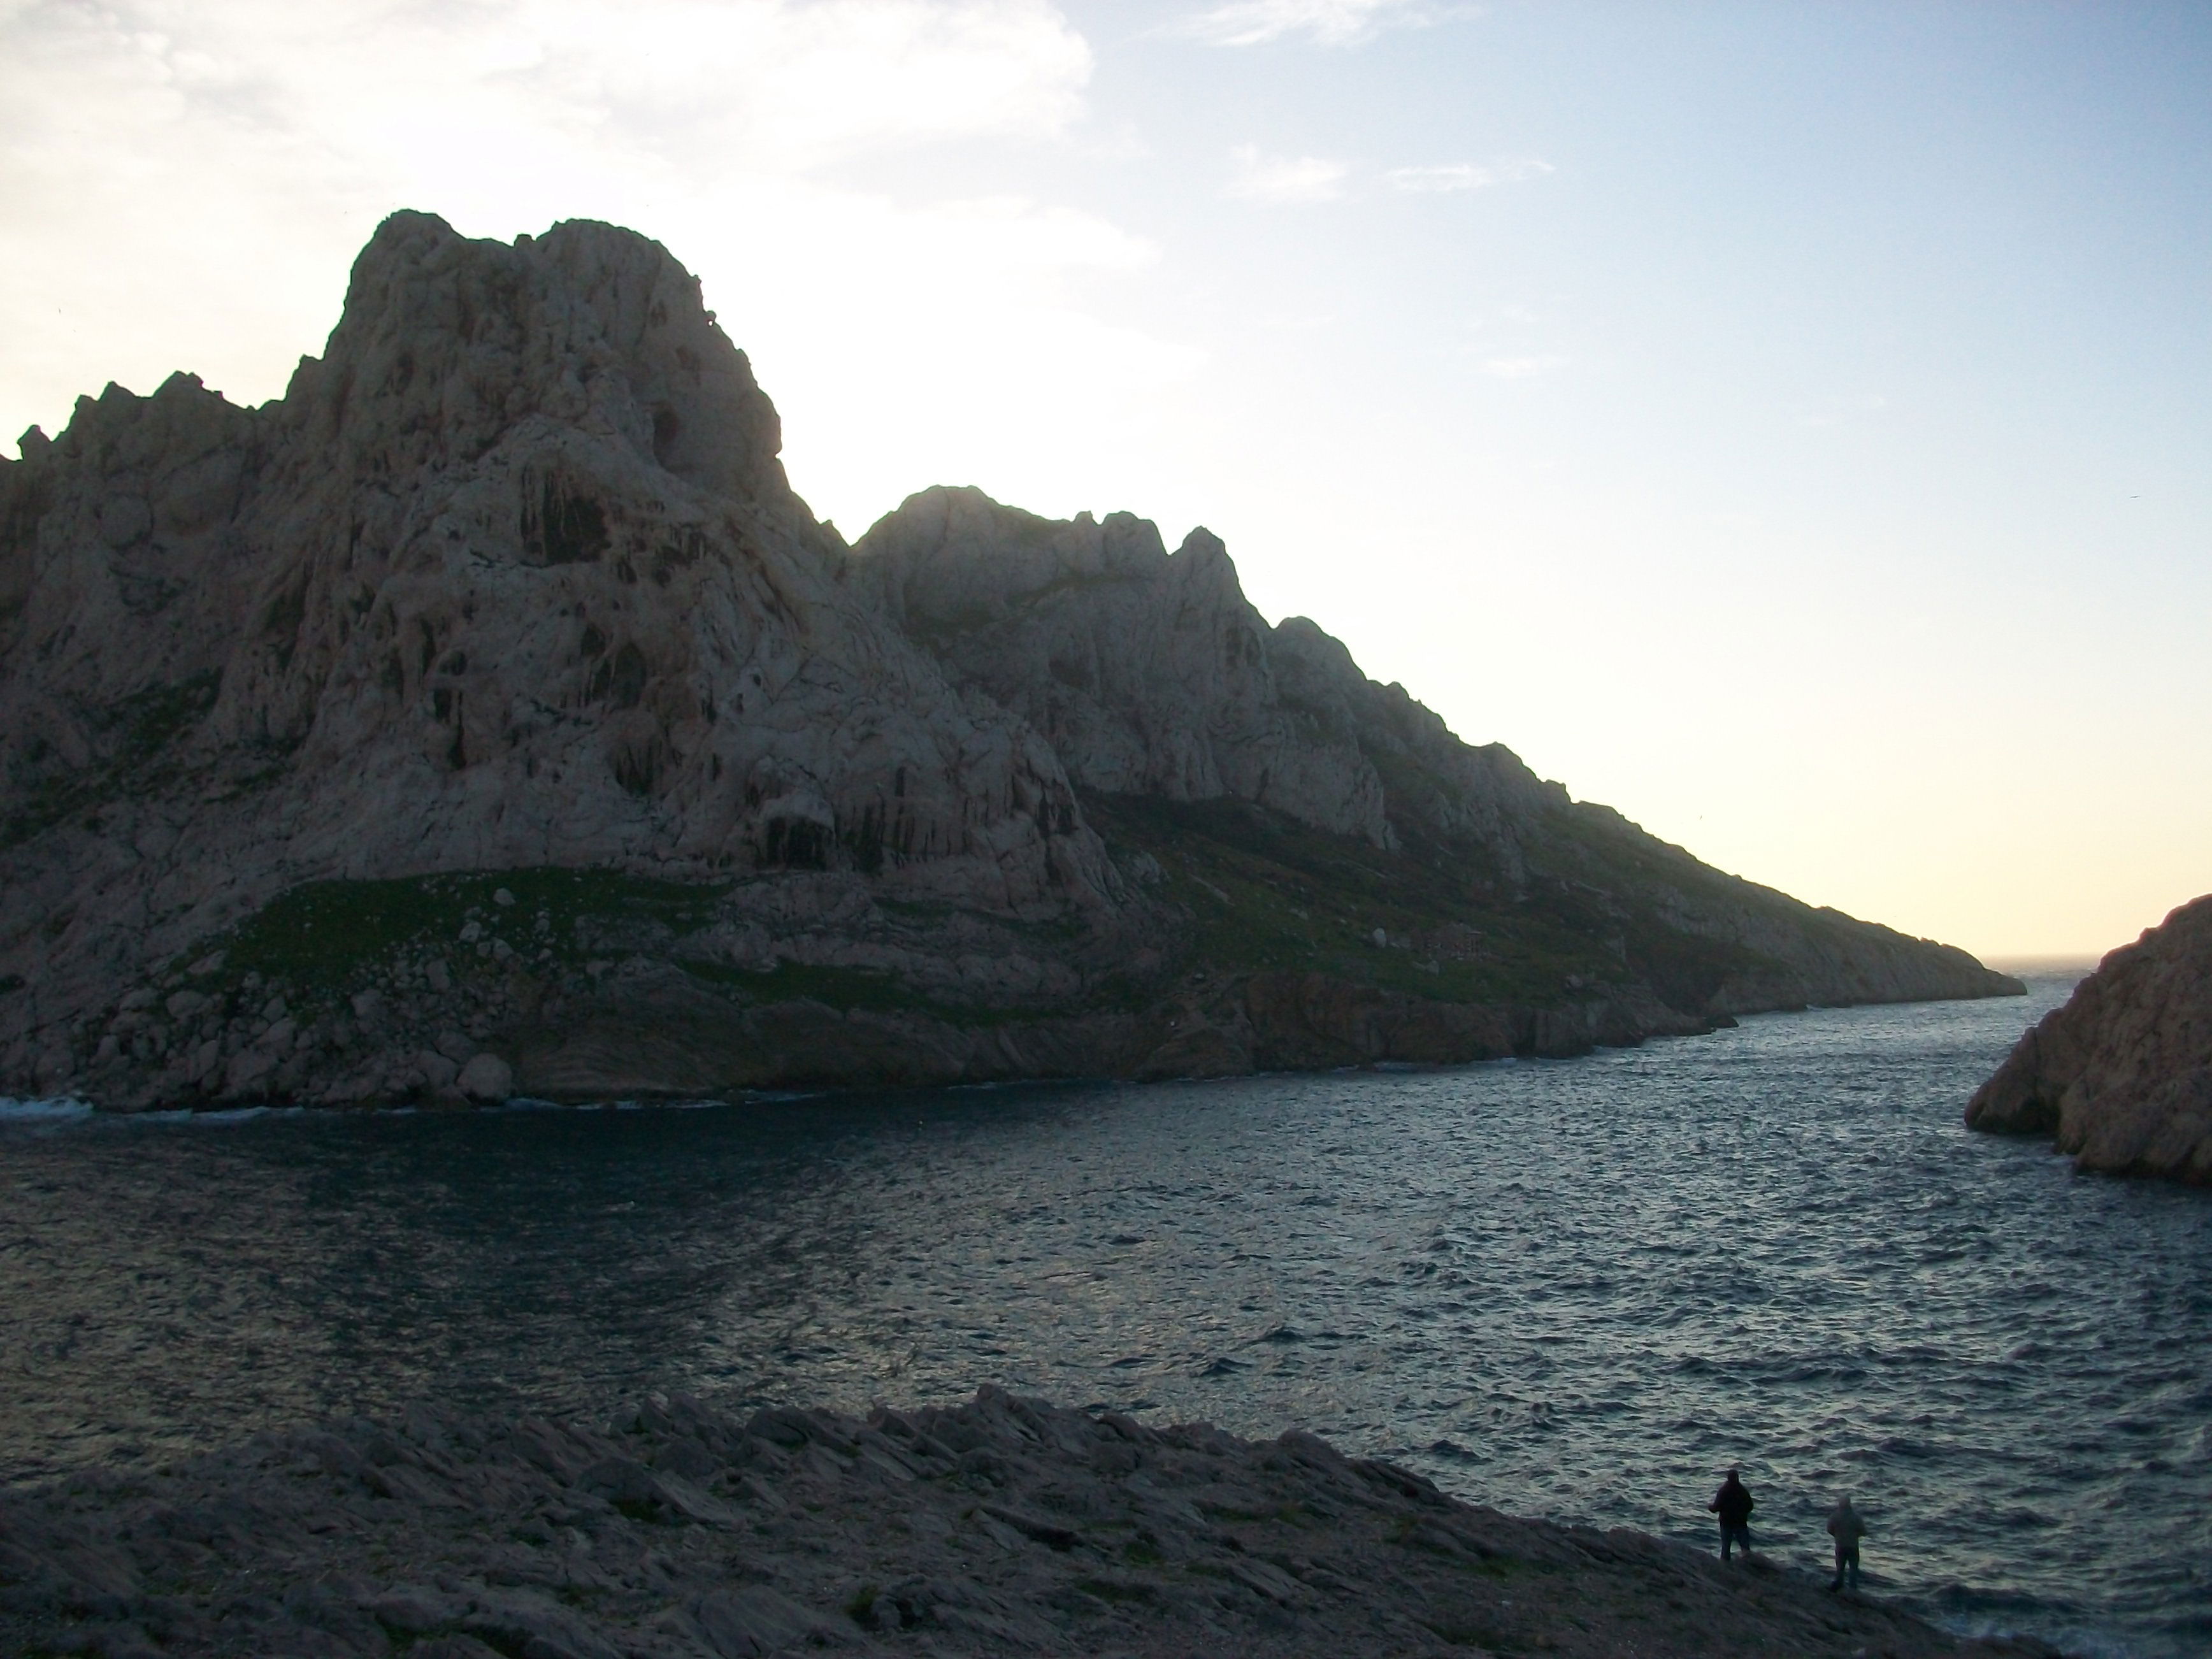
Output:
[
  {"xmin": 845, "ymin": 485, "xmax": 1577, "ymax": 875},
  {"xmin": 849, "ymin": 487, "xmax": 1397, "ymax": 845},
  {"xmin": 1968, "ymin": 896, "xmax": 2212, "ymax": 1184},
  {"xmin": 1, "ymin": 211, "xmax": 2022, "ymax": 1109},
  {"xmin": 221, "ymin": 214, "xmax": 1104, "ymax": 905},
  {"xmin": 844, "ymin": 488, "xmax": 2011, "ymax": 1025},
  {"xmin": 1, "ymin": 213, "xmax": 1112, "ymax": 1092}
]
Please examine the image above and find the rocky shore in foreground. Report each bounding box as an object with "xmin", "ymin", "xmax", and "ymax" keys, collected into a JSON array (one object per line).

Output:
[{"xmin": 0, "ymin": 1389, "xmax": 2063, "ymax": 1659}]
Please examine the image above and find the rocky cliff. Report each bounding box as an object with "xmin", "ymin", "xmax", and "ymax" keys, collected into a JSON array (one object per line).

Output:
[
  {"xmin": 0, "ymin": 212, "xmax": 2020, "ymax": 1109},
  {"xmin": 1967, "ymin": 896, "xmax": 2212, "ymax": 1184}
]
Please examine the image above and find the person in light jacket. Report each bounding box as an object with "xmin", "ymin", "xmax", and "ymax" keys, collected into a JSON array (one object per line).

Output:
[{"xmin": 1826, "ymin": 1496, "xmax": 1868, "ymax": 1591}]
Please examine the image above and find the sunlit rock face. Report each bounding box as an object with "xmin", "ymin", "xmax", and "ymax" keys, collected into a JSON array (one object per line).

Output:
[
  {"xmin": 217, "ymin": 213, "xmax": 1100, "ymax": 905},
  {"xmin": 845, "ymin": 485, "xmax": 1580, "ymax": 882},
  {"xmin": 0, "ymin": 213, "xmax": 1108, "ymax": 1072},
  {"xmin": 1969, "ymin": 895, "xmax": 2212, "ymax": 1184},
  {"xmin": 847, "ymin": 486, "xmax": 1397, "ymax": 846},
  {"xmin": 0, "ymin": 212, "xmax": 2021, "ymax": 1109}
]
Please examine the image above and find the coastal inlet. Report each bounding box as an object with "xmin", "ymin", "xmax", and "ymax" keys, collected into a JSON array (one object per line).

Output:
[{"xmin": 4, "ymin": 969, "xmax": 2205, "ymax": 1657}]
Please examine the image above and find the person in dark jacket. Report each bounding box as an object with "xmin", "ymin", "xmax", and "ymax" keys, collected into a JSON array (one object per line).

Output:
[
  {"xmin": 1708, "ymin": 1469, "xmax": 1755, "ymax": 1560},
  {"xmin": 1826, "ymin": 1496, "xmax": 1868, "ymax": 1590}
]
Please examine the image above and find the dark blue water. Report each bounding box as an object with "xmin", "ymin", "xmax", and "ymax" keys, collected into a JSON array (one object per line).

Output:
[{"xmin": 4, "ymin": 971, "xmax": 2206, "ymax": 1656}]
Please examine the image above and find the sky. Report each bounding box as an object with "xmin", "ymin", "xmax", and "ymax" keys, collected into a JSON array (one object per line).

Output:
[{"xmin": 2, "ymin": 0, "xmax": 2206, "ymax": 961}]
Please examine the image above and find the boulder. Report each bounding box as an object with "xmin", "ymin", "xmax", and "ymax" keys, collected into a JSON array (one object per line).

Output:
[
  {"xmin": 456, "ymin": 1052, "xmax": 514, "ymax": 1103},
  {"xmin": 1967, "ymin": 894, "xmax": 2212, "ymax": 1184}
]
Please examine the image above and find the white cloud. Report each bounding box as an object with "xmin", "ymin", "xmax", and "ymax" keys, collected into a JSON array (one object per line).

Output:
[
  {"xmin": 1386, "ymin": 157, "xmax": 1553, "ymax": 192},
  {"xmin": 1225, "ymin": 143, "xmax": 1349, "ymax": 202},
  {"xmin": 1174, "ymin": 0, "xmax": 1442, "ymax": 47},
  {"xmin": 0, "ymin": 1, "xmax": 1210, "ymax": 530},
  {"xmin": 1479, "ymin": 355, "xmax": 1567, "ymax": 378}
]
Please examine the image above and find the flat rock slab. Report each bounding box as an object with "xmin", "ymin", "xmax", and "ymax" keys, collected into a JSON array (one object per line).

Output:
[{"xmin": 0, "ymin": 1388, "xmax": 2066, "ymax": 1658}]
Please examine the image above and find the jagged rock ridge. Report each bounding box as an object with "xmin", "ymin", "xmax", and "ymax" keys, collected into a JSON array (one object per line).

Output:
[
  {"xmin": 1967, "ymin": 894, "xmax": 2212, "ymax": 1184},
  {"xmin": 0, "ymin": 212, "xmax": 2020, "ymax": 1109}
]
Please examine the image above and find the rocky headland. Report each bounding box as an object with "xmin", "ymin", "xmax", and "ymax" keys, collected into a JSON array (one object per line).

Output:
[
  {"xmin": 0, "ymin": 1388, "xmax": 2063, "ymax": 1659},
  {"xmin": 1967, "ymin": 894, "xmax": 2212, "ymax": 1184},
  {"xmin": 0, "ymin": 212, "xmax": 2022, "ymax": 1110}
]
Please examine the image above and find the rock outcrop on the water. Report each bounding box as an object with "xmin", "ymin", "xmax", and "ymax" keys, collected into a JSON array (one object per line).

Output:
[
  {"xmin": 0, "ymin": 1390, "xmax": 2064, "ymax": 1658},
  {"xmin": 0, "ymin": 212, "xmax": 2021, "ymax": 1109},
  {"xmin": 1967, "ymin": 896, "xmax": 2212, "ymax": 1184}
]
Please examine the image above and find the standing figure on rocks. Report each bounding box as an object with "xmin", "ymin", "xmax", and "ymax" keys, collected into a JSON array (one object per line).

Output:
[
  {"xmin": 1827, "ymin": 1495, "xmax": 1868, "ymax": 1590},
  {"xmin": 1708, "ymin": 1468, "xmax": 1755, "ymax": 1560}
]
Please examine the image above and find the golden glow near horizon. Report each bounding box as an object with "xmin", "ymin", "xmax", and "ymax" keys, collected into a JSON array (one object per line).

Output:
[{"xmin": 3, "ymin": 1, "xmax": 2206, "ymax": 961}]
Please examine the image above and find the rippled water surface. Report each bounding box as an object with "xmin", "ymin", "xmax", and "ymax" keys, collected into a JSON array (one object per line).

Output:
[{"xmin": 5, "ymin": 972, "xmax": 2208, "ymax": 1655}]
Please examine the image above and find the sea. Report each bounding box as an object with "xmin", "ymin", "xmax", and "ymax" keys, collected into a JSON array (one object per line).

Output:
[{"xmin": 3, "ymin": 967, "xmax": 2206, "ymax": 1657}]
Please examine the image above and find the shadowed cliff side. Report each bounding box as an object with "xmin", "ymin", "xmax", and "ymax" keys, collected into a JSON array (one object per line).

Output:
[
  {"xmin": 1, "ymin": 213, "xmax": 2017, "ymax": 1111},
  {"xmin": 1968, "ymin": 895, "xmax": 2212, "ymax": 1184}
]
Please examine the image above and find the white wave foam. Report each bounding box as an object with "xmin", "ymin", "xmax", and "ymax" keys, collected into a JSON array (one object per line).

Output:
[{"xmin": 0, "ymin": 1096, "xmax": 94, "ymax": 1122}]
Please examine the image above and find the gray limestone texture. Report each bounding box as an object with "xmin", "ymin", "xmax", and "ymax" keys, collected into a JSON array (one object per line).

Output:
[
  {"xmin": 1968, "ymin": 894, "xmax": 2212, "ymax": 1184},
  {"xmin": 0, "ymin": 212, "xmax": 2022, "ymax": 1110}
]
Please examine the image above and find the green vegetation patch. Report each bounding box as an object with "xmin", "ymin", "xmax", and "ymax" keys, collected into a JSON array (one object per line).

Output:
[
  {"xmin": 208, "ymin": 867, "xmax": 731, "ymax": 987},
  {"xmin": 189, "ymin": 866, "xmax": 1040, "ymax": 1026},
  {"xmin": 1082, "ymin": 791, "xmax": 1620, "ymax": 1008},
  {"xmin": 677, "ymin": 957, "xmax": 1017, "ymax": 1023},
  {"xmin": 1531, "ymin": 805, "xmax": 1799, "ymax": 1009}
]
